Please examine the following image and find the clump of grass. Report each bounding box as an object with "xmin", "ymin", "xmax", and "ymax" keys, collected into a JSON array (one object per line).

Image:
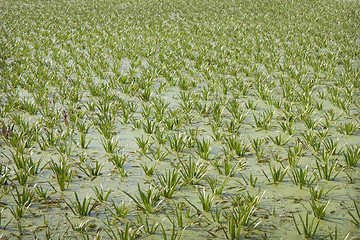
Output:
[
  {"xmin": 135, "ymin": 136, "xmax": 152, "ymax": 155},
  {"xmin": 101, "ymin": 137, "xmax": 119, "ymax": 154},
  {"xmin": 288, "ymin": 166, "xmax": 316, "ymax": 189},
  {"xmin": 309, "ymin": 199, "xmax": 330, "ymax": 219},
  {"xmin": 123, "ymin": 184, "xmax": 163, "ymax": 213},
  {"xmin": 92, "ymin": 184, "xmax": 111, "ymax": 202},
  {"xmin": 197, "ymin": 187, "xmax": 214, "ymax": 212},
  {"xmin": 141, "ymin": 161, "xmax": 158, "ymax": 176},
  {"xmin": 49, "ymin": 156, "xmax": 75, "ymax": 191},
  {"xmin": 107, "ymin": 201, "xmax": 132, "ymax": 220},
  {"xmin": 137, "ymin": 215, "xmax": 159, "ymax": 235},
  {"xmin": 336, "ymin": 122, "xmax": 359, "ymax": 135},
  {"xmin": 65, "ymin": 192, "xmax": 99, "ymax": 216},
  {"xmin": 292, "ymin": 213, "xmax": 320, "ymax": 239},
  {"xmin": 262, "ymin": 162, "xmax": 289, "ymax": 184},
  {"xmin": 156, "ymin": 168, "xmax": 181, "ymax": 199},
  {"xmin": 177, "ymin": 157, "xmax": 207, "ymax": 186},
  {"xmin": 10, "ymin": 185, "xmax": 36, "ymax": 219},
  {"xmin": 315, "ymin": 160, "xmax": 341, "ymax": 181},
  {"xmin": 345, "ymin": 199, "xmax": 360, "ymax": 226},
  {"xmin": 239, "ymin": 171, "xmax": 262, "ymax": 187},
  {"xmin": 104, "ymin": 221, "xmax": 141, "ymax": 240},
  {"xmin": 342, "ymin": 145, "xmax": 360, "ymax": 167},
  {"xmin": 206, "ymin": 176, "xmax": 228, "ymax": 196},
  {"xmin": 167, "ymin": 132, "xmax": 189, "ymax": 153},
  {"xmin": 79, "ymin": 160, "xmax": 104, "ymax": 179},
  {"xmin": 195, "ymin": 137, "xmax": 212, "ymax": 161},
  {"xmin": 223, "ymin": 136, "xmax": 250, "ymax": 157}
]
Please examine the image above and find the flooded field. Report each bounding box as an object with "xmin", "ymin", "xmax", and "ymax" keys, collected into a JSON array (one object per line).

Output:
[{"xmin": 0, "ymin": 0, "xmax": 359, "ymax": 239}]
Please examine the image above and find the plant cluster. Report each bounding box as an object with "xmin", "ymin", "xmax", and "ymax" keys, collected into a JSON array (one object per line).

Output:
[{"xmin": 0, "ymin": 0, "xmax": 359, "ymax": 238}]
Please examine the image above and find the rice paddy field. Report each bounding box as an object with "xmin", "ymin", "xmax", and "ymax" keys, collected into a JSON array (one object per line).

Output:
[{"xmin": 0, "ymin": 0, "xmax": 360, "ymax": 239}]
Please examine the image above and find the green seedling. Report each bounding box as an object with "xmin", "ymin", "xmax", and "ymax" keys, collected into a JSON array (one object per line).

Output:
[
  {"xmin": 65, "ymin": 192, "xmax": 99, "ymax": 216},
  {"xmin": 135, "ymin": 136, "xmax": 152, "ymax": 155},
  {"xmin": 142, "ymin": 119, "xmax": 157, "ymax": 134},
  {"xmin": 49, "ymin": 156, "xmax": 75, "ymax": 191},
  {"xmin": 137, "ymin": 215, "xmax": 159, "ymax": 235},
  {"xmin": 64, "ymin": 214, "xmax": 92, "ymax": 233},
  {"xmin": 156, "ymin": 169, "xmax": 181, "ymax": 198},
  {"xmin": 167, "ymin": 132, "xmax": 188, "ymax": 153},
  {"xmin": 239, "ymin": 171, "xmax": 263, "ymax": 187},
  {"xmin": 345, "ymin": 199, "xmax": 360, "ymax": 226},
  {"xmin": 141, "ymin": 161, "xmax": 158, "ymax": 176},
  {"xmin": 104, "ymin": 221, "xmax": 141, "ymax": 240},
  {"xmin": 13, "ymin": 168, "xmax": 35, "ymax": 185},
  {"xmin": 255, "ymin": 84, "xmax": 273, "ymax": 101},
  {"xmin": 324, "ymin": 227, "xmax": 350, "ymax": 240},
  {"xmin": 140, "ymin": 103, "xmax": 152, "ymax": 119},
  {"xmin": 152, "ymin": 97, "xmax": 169, "ymax": 122},
  {"xmin": 195, "ymin": 101, "xmax": 209, "ymax": 116},
  {"xmin": 130, "ymin": 117, "xmax": 142, "ymax": 129},
  {"xmin": 148, "ymin": 147, "xmax": 169, "ymax": 162},
  {"xmin": 168, "ymin": 201, "xmax": 196, "ymax": 230},
  {"xmin": 35, "ymin": 185, "xmax": 54, "ymax": 201},
  {"xmin": 76, "ymin": 120, "xmax": 91, "ymax": 134},
  {"xmin": 222, "ymin": 156, "xmax": 244, "ymax": 177},
  {"xmin": 309, "ymin": 185, "xmax": 335, "ymax": 201},
  {"xmin": 79, "ymin": 133, "xmax": 92, "ymax": 149},
  {"xmin": 226, "ymin": 100, "xmax": 248, "ymax": 123},
  {"xmin": 262, "ymin": 162, "xmax": 289, "ymax": 183},
  {"xmin": 178, "ymin": 157, "xmax": 207, "ymax": 186},
  {"xmin": 309, "ymin": 199, "xmax": 330, "ymax": 219},
  {"xmin": 153, "ymin": 126, "xmax": 168, "ymax": 144},
  {"xmin": 322, "ymin": 138, "xmax": 343, "ymax": 156},
  {"xmin": 92, "ymin": 185, "xmax": 111, "ymax": 202},
  {"xmin": 123, "ymin": 184, "xmax": 163, "ymax": 213},
  {"xmin": 249, "ymin": 137, "xmax": 264, "ymax": 154},
  {"xmin": 206, "ymin": 176, "xmax": 228, "ymax": 195},
  {"xmin": 300, "ymin": 130, "xmax": 320, "ymax": 151},
  {"xmin": 316, "ymin": 129, "xmax": 330, "ymax": 140},
  {"xmin": 197, "ymin": 187, "xmax": 214, "ymax": 212},
  {"xmin": 211, "ymin": 124, "xmax": 225, "ymax": 141},
  {"xmin": 10, "ymin": 185, "xmax": 36, "ymax": 219},
  {"xmin": 221, "ymin": 202, "xmax": 260, "ymax": 239},
  {"xmin": 160, "ymin": 220, "xmax": 183, "ymax": 240},
  {"xmin": 5, "ymin": 149, "xmax": 32, "ymax": 171},
  {"xmin": 292, "ymin": 213, "xmax": 320, "ymax": 239},
  {"xmin": 315, "ymin": 160, "xmax": 341, "ymax": 181},
  {"xmin": 278, "ymin": 120, "xmax": 297, "ymax": 135},
  {"xmin": 211, "ymin": 102, "xmax": 225, "ymax": 126},
  {"xmin": 336, "ymin": 122, "xmax": 359, "ymax": 135},
  {"xmin": 0, "ymin": 164, "xmax": 10, "ymax": 185},
  {"xmin": 289, "ymin": 166, "xmax": 316, "ymax": 189},
  {"xmin": 55, "ymin": 140, "xmax": 74, "ymax": 157},
  {"xmin": 109, "ymin": 151, "xmax": 128, "ymax": 169},
  {"xmin": 343, "ymin": 145, "xmax": 360, "ymax": 167},
  {"xmin": 303, "ymin": 117, "xmax": 321, "ymax": 130},
  {"xmin": 79, "ymin": 161, "xmax": 104, "ymax": 178},
  {"xmin": 101, "ymin": 137, "xmax": 119, "ymax": 154},
  {"xmin": 107, "ymin": 200, "xmax": 132, "ymax": 220},
  {"xmin": 251, "ymin": 109, "xmax": 274, "ymax": 130},
  {"xmin": 286, "ymin": 148, "xmax": 302, "ymax": 168},
  {"xmin": 195, "ymin": 137, "xmax": 212, "ymax": 161},
  {"xmin": 268, "ymin": 134, "xmax": 292, "ymax": 146},
  {"xmin": 137, "ymin": 87, "xmax": 152, "ymax": 102},
  {"xmin": 244, "ymin": 99, "xmax": 258, "ymax": 110},
  {"xmin": 223, "ymin": 136, "xmax": 250, "ymax": 157},
  {"xmin": 96, "ymin": 120, "xmax": 116, "ymax": 139}
]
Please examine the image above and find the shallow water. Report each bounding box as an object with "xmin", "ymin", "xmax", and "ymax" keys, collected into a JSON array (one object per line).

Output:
[{"xmin": 0, "ymin": 0, "xmax": 360, "ymax": 239}]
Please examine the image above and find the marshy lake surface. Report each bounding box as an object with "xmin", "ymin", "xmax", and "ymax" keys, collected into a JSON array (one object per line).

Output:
[{"xmin": 0, "ymin": 0, "xmax": 360, "ymax": 239}]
